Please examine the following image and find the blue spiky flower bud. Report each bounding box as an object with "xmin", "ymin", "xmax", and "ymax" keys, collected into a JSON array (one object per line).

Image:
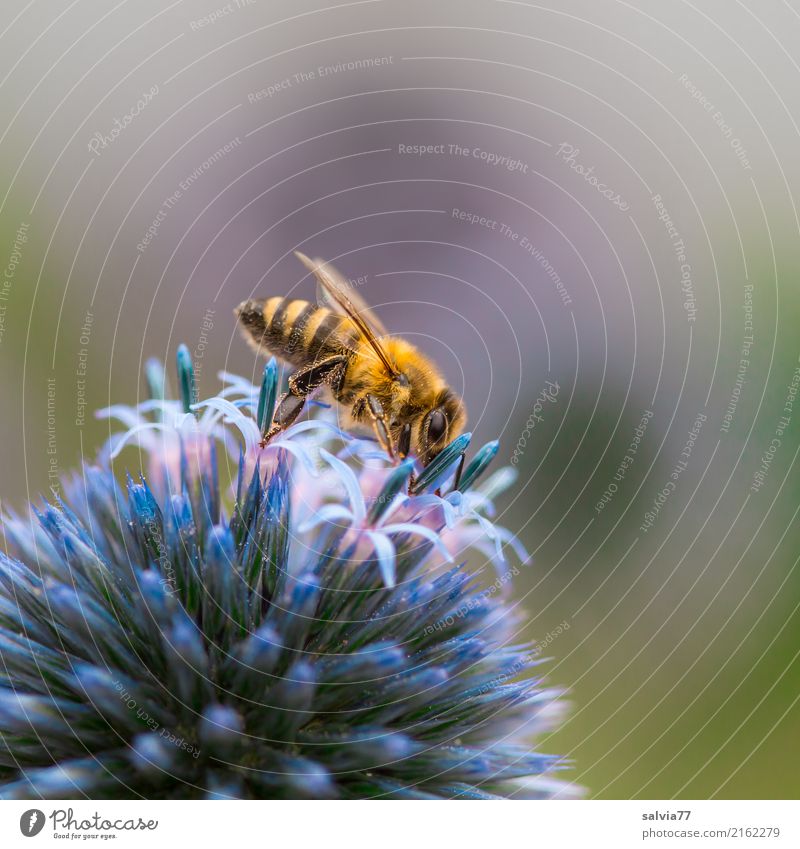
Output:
[{"xmin": 0, "ymin": 352, "xmax": 574, "ymax": 799}]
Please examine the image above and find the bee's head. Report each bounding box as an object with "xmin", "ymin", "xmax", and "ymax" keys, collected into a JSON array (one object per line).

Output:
[{"xmin": 416, "ymin": 390, "xmax": 467, "ymax": 466}]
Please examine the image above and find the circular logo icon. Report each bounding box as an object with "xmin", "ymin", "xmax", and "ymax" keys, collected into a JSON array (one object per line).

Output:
[{"xmin": 19, "ymin": 810, "xmax": 46, "ymax": 837}]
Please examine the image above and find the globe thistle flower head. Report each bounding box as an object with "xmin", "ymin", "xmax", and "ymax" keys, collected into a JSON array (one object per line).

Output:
[{"xmin": 0, "ymin": 350, "xmax": 572, "ymax": 799}]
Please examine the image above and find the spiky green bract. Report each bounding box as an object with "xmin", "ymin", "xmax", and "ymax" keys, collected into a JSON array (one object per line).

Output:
[{"xmin": 0, "ymin": 365, "xmax": 569, "ymax": 800}]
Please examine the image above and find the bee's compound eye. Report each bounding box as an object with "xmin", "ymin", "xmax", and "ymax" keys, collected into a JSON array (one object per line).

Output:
[{"xmin": 427, "ymin": 409, "xmax": 447, "ymax": 444}]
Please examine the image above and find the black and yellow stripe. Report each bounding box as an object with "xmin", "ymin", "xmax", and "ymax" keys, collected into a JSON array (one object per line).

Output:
[{"xmin": 237, "ymin": 297, "xmax": 359, "ymax": 367}]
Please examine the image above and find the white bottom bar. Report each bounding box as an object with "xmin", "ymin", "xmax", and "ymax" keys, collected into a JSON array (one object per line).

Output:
[{"xmin": 2, "ymin": 799, "xmax": 798, "ymax": 848}]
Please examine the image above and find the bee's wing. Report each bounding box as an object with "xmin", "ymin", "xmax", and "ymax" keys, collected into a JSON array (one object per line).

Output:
[
  {"xmin": 307, "ymin": 253, "xmax": 389, "ymax": 338},
  {"xmin": 294, "ymin": 251, "xmax": 399, "ymax": 378}
]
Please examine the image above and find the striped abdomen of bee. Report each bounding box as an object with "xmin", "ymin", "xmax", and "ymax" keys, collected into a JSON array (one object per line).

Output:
[
  {"xmin": 236, "ymin": 296, "xmax": 368, "ymax": 441},
  {"xmin": 237, "ymin": 296, "xmax": 360, "ymax": 371}
]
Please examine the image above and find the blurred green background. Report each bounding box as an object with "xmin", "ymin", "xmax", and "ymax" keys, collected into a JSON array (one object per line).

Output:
[{"xmin": 1, "ymin": 0, "xmax": 798, "ymax": 798}]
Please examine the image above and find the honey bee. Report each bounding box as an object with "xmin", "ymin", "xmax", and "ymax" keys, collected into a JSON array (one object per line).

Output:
[{"xmin": 235, "ymin": 251, "xmax": 467, "ymax": 472}]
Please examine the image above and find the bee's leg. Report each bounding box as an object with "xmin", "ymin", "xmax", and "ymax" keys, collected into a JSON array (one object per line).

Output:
[
  {"xmin": 397, "ymin": 425, "xmax": 417, "ymax": 493},
  {"xmin": 261, "ymin": 355, "xmax": 347, "ymax": 445},
  {"xmin": 353, "ymin": 393, "xmax": 395, "ymax": 461},
  {"xmin": 397, "ymin": 423, "xmax": 412, "ymax": 459},
  {"xmin": 262, "ymin": 393, "xmax": 306, "ymax": 443},
  {"xmin": 287, "ymin": 355, "xmax": 348, "ymax": 396}
]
